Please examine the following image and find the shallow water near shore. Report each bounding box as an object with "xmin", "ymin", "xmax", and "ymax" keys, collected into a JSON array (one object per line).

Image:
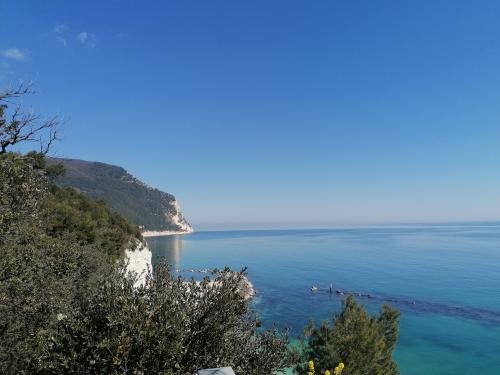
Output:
[{"xmin": 146, "ymin": 225, "xmax": 500, "ymax": 374}]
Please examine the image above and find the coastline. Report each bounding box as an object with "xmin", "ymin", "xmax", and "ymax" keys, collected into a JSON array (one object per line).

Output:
[
  {"xmin": 125, "ymin": 239, "xmax": 255, "ymax": 299},
  {"xmin": 142, "ymin": 228, "xmax": 194, "ymax": 238}
]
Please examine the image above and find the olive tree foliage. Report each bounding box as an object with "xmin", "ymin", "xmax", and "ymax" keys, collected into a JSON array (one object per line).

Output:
[
  {"xmin": 1, "ymin": 230, "xmax": 291, "ymax": 374},
  {"xmin": 0, "ymin": 230, "xmax": 109, "ymax": 374},
  {"xmin": 295, "ymin": 296, "xmax": 400, "ymax": 375},
  {"xmin": 0, "ymin": 152, "xmax": 47, "ymax": 237},
  {"xmin": 39, "ymin": 264, "xmax": 291, "ymax": 375},
  {"xmin": 0, "ymin": 150, "xmax": 108, "ymax": 374}
]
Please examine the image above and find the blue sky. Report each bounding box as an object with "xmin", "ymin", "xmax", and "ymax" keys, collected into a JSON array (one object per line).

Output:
[{"xmin": 2, "ymin": 0, "xmax": 500, "ymax": 229}]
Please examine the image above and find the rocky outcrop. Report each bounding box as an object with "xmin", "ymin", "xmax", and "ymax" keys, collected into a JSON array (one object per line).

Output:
[{"xmin": 124, "ymin": 239, "xmax": 152, "ymax": 287}]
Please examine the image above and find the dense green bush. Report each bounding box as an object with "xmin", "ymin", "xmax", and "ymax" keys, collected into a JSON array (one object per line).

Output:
[
  {"xmin": 43, "ymin": 184, "xmax": 142, "ymax": 260},
  {"xmin": 39, "ymin": 264, "xmax": 291, "ymax": 374},
  {"xmin": 0, "ymin": 230, "xmax": 110, "ymax": 373},
  {"xmin": 295, "ymin": 296, "xmax": 400, "ymax": 375},
  {"xmin": 0, "ymin": 152, "xmax": 48, "ymax": 238},
  {"xmin": 0, "ymin": 153, "xmax": 116, "ymax": 372}
]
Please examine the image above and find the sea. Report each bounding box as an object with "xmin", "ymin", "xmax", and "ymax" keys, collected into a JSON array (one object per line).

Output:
[{"xmin": 146, "ymin": 225, "xmax": 500, "ymax": 375}]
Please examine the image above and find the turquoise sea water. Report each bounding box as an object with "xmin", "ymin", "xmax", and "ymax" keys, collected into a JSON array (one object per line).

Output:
[{"xmin": 146, "ymin": 226, "xmax": 500, "ymax": 374}]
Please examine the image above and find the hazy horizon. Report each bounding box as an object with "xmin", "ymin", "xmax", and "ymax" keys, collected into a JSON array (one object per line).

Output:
[{"xmin": 190, "ymin": 220, "xmax": 500, "ymax": 232}]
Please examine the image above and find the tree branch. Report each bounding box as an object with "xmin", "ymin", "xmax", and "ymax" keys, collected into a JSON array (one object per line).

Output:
[{"xmin": 0, "ymin": 83, "xmax": 61, "ymax": 155}]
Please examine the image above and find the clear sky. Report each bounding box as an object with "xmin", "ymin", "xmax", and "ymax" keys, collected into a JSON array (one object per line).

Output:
[{"xmin": 2, "ymin": 0, "xmax": 500, "ymax": 229}]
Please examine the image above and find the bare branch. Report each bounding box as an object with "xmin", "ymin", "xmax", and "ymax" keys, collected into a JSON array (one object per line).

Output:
[
  {"xmin": 0, "ymin": 83, "xmax": 61, "ymax": 155},
  {"xmin": 0, "ymin": 81, "xmax": 34, "ymax": 104},
  {"xmin": 39, "ymin": 118, "xmax": 61, "ymax": 155}
]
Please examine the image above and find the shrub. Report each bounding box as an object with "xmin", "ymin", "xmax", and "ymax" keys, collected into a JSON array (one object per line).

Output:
[{"xmin": 295, "ymin": 296, "xmax": 400, "ymax": 375}]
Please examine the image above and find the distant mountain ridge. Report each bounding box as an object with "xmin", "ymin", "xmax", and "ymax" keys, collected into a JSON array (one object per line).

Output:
[{"xmin": 48, "ymin": 158, "xmax": 193, "ymax": 233}]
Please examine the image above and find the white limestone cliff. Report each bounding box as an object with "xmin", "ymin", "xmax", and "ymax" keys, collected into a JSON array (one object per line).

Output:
[{"xmin": 125, "ymin": 239, "xmax": 152, "ymax": 287}]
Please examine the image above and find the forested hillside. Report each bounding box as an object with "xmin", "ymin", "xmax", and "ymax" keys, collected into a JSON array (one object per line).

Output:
[
  {"xmin": 48, "ymin": 158, "xmax": 192, "ymax": 232},
  {"xmin": 44, "ymin": 183, "xmax": 143, "ymax": 260}
]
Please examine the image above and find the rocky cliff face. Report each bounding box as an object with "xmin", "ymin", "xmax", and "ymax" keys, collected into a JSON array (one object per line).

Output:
[
  {"xmin": 125, "ymin": 239, "xmax": 152, "ymax": 287},
  {"xmin": 48, "ymin": 158, "xmax": 193, "ymax": 233}
]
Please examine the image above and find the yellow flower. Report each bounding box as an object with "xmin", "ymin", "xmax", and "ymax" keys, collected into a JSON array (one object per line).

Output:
[
  {"xmin": 333, "ymin": 362, "xmax": 345, "ymax": 375},
  {"xmin": 309, "ymin": 360, "xmax": 315, "ymax": 372},
  {"xmin": 325, "ymin": 370, "xmax": 331, "ymax": 375}
]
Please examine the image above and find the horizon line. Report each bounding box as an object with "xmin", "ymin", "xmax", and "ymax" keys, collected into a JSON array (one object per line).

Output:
[{"xmin": 190, "ymin": 220, "xmax": 500, "ymax": 232}]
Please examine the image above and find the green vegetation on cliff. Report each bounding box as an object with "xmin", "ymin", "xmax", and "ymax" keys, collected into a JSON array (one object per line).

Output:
[
  {"xmin": 44, "ymin": 184, "xmax": 142, "ymax": 260},
  {"xmin": 48, "ymin": 158, "xmax": 192, "ymax": 232}
]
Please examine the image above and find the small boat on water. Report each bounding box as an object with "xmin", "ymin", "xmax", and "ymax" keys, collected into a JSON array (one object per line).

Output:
[{"xmin": 310, "ymin": 286, "xmax": 318, "ymax": 293}]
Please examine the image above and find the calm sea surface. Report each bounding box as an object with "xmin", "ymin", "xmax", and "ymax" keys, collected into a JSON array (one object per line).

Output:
[{"xmin": 146, "ymin": 226, "xmax": 500, "ymax": 374}]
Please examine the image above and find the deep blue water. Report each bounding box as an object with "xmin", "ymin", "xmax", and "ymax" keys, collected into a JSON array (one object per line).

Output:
[{"xmin": 146, "ymin": 226, "xmax": 500, "ymax": 374}]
